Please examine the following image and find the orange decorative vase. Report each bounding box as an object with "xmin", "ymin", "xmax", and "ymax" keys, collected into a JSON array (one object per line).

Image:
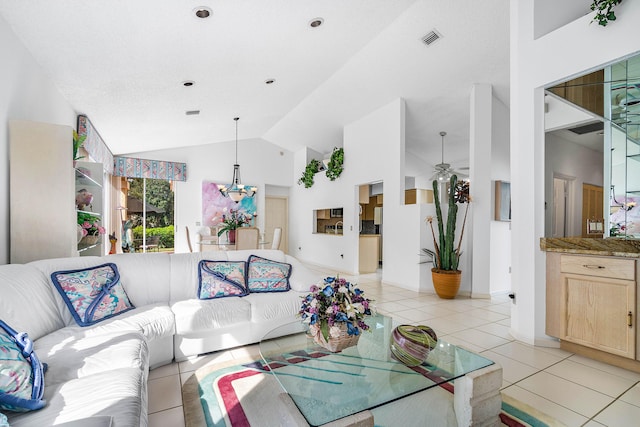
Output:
[{"xmin": 431, "ymin": 268, "xmax": 461, "ymax": 299}]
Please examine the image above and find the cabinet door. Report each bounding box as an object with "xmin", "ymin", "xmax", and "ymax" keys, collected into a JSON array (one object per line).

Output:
[{"xmin": 563, "ymin": 273, "xmax": 635, "ymax": 359}]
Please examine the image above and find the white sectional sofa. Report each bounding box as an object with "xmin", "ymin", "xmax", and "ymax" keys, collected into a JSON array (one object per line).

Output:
[{"xmin": 0, "ymin": 249, "xmax": 319, "ymax": 426}]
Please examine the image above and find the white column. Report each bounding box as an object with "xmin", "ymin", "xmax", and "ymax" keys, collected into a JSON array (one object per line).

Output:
[{"xmin": 470, "ymin": 84, "xmax": 493, "ymax": 298}]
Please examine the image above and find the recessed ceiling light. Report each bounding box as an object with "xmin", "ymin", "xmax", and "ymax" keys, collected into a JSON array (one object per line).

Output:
[
  {"xmin": 264, "ymin": 79, "xmax": 276, "ymax": 85},
  {"xmin": 182, "ymin": 80, "xmax": 195, "ymax": 87},
  {"xmin": 186, "ymin": 110, "xmax": 200, "ymax": 116},
  {"xmin": 309, "ymin": 17, "xmax": 324, "ymax": 28},
  {"xmin": 194, "ymin": 7, "xmax": 212, "ymax": 19}
]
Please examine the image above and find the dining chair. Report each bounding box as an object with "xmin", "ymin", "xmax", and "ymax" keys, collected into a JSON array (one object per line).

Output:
[
  {"xmin": 235, "ymin": 227, "xmax": 259, "ymax": 250},
  {"xmin": 271, "ymin": 227, "xmax": 282, "ymax": 250}
]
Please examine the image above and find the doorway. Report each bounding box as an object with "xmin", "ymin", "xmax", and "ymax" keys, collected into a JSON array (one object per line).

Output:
[
  {"xmin": 122, "ymin": 177, "xmax": 175, "ymax": 253},
  {"xmin": 552, "ymin": 176, "xmax": 573, "ymax": 237},
  {"xmin": 358, "ymin": 182, "xmax": 383, "ymax": 274},
  {"xmin": 265, "ymin": 196, "xmax": 288, "ymax": 253}
]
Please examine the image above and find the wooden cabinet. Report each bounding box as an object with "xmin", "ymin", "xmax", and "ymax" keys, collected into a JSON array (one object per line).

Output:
[
  {"xmin": 316, "ymin": 209, "xmax": 330, "ymax": 219},
  {"xmin": 582, "ymin": 184, "xmax": 603, "ymax": 237},
  {"xmin": 359, "ymin": 235, "xmax": 380, "ymax": 273},
  {"xmin": 564, "ymin": 272, "xmax": 635, "ymax": 358},
  {"xmin": 359, "ymin": 185, "xmax": 369, "ymax": 204},
  {"xmin": 363, "ymin": 200, "xmax": 375, "ymax": 221},
  {"xmin": 547, "ymin": 253, "xmax": 636, "ymax": 359}
]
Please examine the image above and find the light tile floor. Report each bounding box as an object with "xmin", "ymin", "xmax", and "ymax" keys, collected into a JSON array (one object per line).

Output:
[{"xmin": 148, "ymin": 267, "xmax": 640, "ymax": 427}]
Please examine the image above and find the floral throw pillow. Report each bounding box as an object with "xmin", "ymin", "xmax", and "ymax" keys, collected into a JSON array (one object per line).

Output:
[
  {"xmin": 247, "ymin": 255, "xmax": 291, "ymax": 292},
  {"xmin": 50, "ymin": 263, "xmax": 135, "ymax": 327},
  {"xmin": 0, "ymin": 320, "xmax": 47, "ymax": 412},
  {"xmin": 198, "ymin": 260, "xmax": 247, "ymax": 299}
]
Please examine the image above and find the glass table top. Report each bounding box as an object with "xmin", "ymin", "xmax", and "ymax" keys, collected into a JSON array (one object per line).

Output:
[{"xmin": 259, "ymin": 314, "xmax": 494, "ymax": 426}]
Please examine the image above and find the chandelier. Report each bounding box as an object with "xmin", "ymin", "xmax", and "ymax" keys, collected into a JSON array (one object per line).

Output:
[{"xmin": 218, "ymin": 117, "xmax": 256, "ymax": 202}]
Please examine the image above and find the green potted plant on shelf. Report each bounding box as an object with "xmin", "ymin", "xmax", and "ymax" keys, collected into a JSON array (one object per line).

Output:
[
  {"xmin": 73, "ymin": 130, "xmax": 86, "ymax": 166},
  {"xmin": 217, "ymin": 209, "xmax": 251, "ymax": 243},
  {"xmin": 325, "ymin": 147, "xmax": 344, "ymax": 181},
  {"xmin": 423, "ymin": 175, "xmax": 470, "ymax": 299},
  {"xmin": 298, "ymin": 159, "xmax": 321, "ymax": 188},
  {"xmin": 590, "ymin": 0, "xmax": 623, "ymax": 27}
]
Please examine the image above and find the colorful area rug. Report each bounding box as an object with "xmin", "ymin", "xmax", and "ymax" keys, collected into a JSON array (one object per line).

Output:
[{"xmin": 182, "ymin": 351, "xmax": 562, "ymax": 427}]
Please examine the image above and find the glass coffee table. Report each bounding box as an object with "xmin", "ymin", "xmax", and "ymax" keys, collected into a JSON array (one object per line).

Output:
[{"xmin": 259, "ymin": 314, "xmax": 502, "ymax": 427}]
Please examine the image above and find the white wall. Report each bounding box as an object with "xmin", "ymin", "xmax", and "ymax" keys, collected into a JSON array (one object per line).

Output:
[
  {"xmin": 0, "ymin": 16, "xmax": 76, "ymax": 264},
  {"xmin": 288, "ymin": 98, "xmax": 474, "ymax": 294},
  {"xmin": 489, "ymin": 93, "xmax": 511, "ymax": 295},
  {"xmin": 511, "ymin": 0, "xmax": 640, "ymax": 344},
  {"xmin": 534, "ymin": 0, "xmax": 589, "ymax": 39},
  {"xmin": 126, "ymin": 138, "xmax": 293, "ymax": 254},
  {"xmin": 544, "ymin": 134, "xmax": 604, "ymax": 237}
]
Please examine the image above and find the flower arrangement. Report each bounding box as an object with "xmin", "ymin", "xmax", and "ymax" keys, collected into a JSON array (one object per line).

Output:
[
  {"xmin": 216, "ymin": 209, "xmax": 252, "ymax": 236},
  {"xmin": 299, "ymin": 276, "xmax": 373, "ymax": 342},
  {"xmin": 77, "ymin": 212, "xmax": 106, "ymax": 237}
]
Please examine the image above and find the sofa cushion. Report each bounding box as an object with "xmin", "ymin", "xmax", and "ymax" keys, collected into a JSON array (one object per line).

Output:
[
  {"xmin": 34, "ymin": 303, "xmax": 174, "ymax": 346},
  {"xmin": 246, "ymin": 255, "xmax": 291, "ymax": 292},
  {"xmin": 172, "ymin": 298, "xmax": 251, "ymax": 335},
  {"xmin": 7, "ymin": 368, "xmax": 147, "ymax": 427},
  {"xmin": 0, "ymin": 320, "xmax": 46, "ymax": 412},
  {"xmin": 35, "ymin": 330, "xmax": 147, "ymax": 386},
  {"xmin": 101, "ymin": 253, "xmax": 172, "ymax": 305},
  {"xmin": 198, "ymin": 260, "xmax": 247, "ymax": 299},
  {"xmin": 285, "ymin": 255, "xmax": 320, "ymax": 292},
  {"xmin": 226, "ymin": 249, "xmax": 285, "ymax": 263},
  {"xmin": 243, "ymin": 291, "xmax": 306, "ymax": 323},
  {"xmin": 170, "ymin": 252, "xmax": 228, "ymax": 303},
  {"xmin": 0, "ymin": 264, "xmax": 64, "ymax": 341},
  {"xmin": 50, "ymin": 263, "xmax": 135, "ymax": 327}
]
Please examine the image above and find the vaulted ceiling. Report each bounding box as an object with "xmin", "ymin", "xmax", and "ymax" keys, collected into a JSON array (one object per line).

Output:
[{"xmin": 0, "ymin": 0, "xmax": 509, "ymax": 175}]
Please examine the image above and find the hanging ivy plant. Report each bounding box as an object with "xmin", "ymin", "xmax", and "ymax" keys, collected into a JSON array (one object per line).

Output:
[
  {"xmin": 298, "ymin": 159, "xmax": 321, "ymax": 188},
  {"xmin": 590, "ymin": 0, "xmax": 623, "ymax": 26},
  {"xmin": 325, "ymin": 147, "xmax": 344, "ymax": 181}
]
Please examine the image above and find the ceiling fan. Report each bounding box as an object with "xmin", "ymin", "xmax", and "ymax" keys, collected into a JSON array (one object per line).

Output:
[{"xmin": 430, "ymin": 131, "xmax": 468, "ymax": 181}]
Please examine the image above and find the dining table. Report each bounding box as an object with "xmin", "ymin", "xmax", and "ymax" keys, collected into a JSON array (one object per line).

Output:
[{"xmin": 198, "ymin": 236, "xmax": 270, "ymax": 251}]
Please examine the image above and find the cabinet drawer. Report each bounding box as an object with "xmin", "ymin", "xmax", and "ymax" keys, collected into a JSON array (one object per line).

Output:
[{"xmin": 560, "ymin": 255, "xmax": 635, "ymax": 281}]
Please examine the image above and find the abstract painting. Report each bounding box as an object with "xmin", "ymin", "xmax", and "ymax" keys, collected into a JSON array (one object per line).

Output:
[{"xmin": 202, "ymin": 181, "xmax": 257, "ymax": 227}]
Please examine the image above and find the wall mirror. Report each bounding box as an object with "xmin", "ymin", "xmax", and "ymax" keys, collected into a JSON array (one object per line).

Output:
[{"xmin": 544, "ymin": 51, "xmax": 640, "ymax": 239}]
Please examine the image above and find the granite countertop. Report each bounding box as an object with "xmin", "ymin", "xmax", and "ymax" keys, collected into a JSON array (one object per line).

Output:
[{"xmin": 540, "ymin": 237, "xmax": 640, "ymax": 258}]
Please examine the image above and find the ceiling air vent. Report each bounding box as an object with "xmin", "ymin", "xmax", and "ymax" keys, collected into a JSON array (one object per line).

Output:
[
  {"xmin": 421, "ymin": 29, "xmax": 442, "ymax": 46},
  {"xmin": 185, "ymin": 110, "xmax": 200, "ymax": 116},
  {"xmin": 568, "ymin": 121, "xmax": 604, "ymax": 135}
]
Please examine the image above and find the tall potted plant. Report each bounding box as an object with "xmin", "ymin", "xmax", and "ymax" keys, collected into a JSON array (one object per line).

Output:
[{"xmin": 424, "ymin": 175, "xmax": 470, "ymax": 298}]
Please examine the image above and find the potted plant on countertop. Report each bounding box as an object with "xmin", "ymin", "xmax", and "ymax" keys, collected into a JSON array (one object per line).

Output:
[
  {"xmin": 217, "ymin": 209, "xmax": 251, "ymax": 244},
  {"xmin": 423, "ymin": 175, "xmax": 470, "ymax": 299}
]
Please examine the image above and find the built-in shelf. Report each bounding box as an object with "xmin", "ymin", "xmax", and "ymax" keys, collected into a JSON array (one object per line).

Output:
[
  {"xmin": 78, "ymin": 241, "xmax": 101, "ymax": 253},
  {"xmin": 75, "ymin": 167, "xmax": 102, "ymax": 188}
]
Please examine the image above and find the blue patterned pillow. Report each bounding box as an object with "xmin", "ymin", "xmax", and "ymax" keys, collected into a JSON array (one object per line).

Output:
[
  {"xmin": 198, "ymin": 260, "xmax": 247, "ymax": 299},
  {"xmin": 247, "ymin": 255, "xmax": 291, "ymax": 292},
  {"xmin": 50, "ymin": 263, "xmax": 135, "ymax": 327},
  {"xmin": 0, "ymin": 320, "xmax": 47, "ymax": 412}
]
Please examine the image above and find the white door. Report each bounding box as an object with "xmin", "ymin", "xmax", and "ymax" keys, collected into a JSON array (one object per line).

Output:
[
  {"xmin": 553, "ymin": 177, "xmax": 568, "ymax": 237},
  {"xmin": 265, "ymin": 196, "xmax": 288, "ymax": 253}
]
